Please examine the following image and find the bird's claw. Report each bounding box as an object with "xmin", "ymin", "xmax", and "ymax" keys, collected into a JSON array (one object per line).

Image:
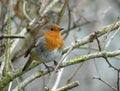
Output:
[
  {"xmin": 53, "ymin": 60, "xmax": 58, "ymax": 66},
  {"xmin": 43, "ymin": 63, "xmax": 54, "ymax": 74}
]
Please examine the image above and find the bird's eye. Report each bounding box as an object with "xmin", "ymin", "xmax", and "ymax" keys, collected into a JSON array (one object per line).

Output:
[{"xmin": 50, "ymin": 28, "xmax": 54, "ymax": 31}]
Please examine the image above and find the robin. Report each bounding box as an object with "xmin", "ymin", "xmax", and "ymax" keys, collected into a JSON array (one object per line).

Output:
[{"xmin": 22, "ymin": 24, "xmax": 64, "ymax": 71}]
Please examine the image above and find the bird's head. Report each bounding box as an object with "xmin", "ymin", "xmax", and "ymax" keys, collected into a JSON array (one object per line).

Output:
[
  {"xmin": 41, "ymin": 24, "xmax": 64, "ymax": 33},
  {"xmin": 42, "ymin": 24, "xmax": 64, "ymax": 51}
]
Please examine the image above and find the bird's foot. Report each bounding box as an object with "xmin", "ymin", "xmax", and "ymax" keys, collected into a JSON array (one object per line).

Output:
[
  {"xmin": 43, "ymin": 63, "xmax": 54, "ymax": 74},
  {"xmin": 53, "ymin": 60, "xmax": 58, "ymax": 66}
]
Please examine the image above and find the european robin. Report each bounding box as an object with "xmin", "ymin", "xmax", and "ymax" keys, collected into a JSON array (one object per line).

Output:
[{"xmin": 22, "ymin": 24, "xmax": 64, "ymax": 71}]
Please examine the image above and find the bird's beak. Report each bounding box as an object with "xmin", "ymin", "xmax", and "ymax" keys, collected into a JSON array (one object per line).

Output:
[{"xmin": 60, "ymin": 28, "xmax": 64, "ymax": 31}]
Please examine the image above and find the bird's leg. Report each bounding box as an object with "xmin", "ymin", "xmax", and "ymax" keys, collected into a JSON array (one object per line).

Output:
[
  {"xmin": 43, "ymin": 63, "xmax": 54, "ymax": 74},
  {"xmin": 53, "ymin": 60, "xmax": 58, "ymax": 66},
  {"xmin": 53, "ymin": 60, "xmax": 62, "ymax": 72}
]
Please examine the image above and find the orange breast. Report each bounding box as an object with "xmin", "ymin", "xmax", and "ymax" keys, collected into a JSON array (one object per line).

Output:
[{"xmin": 44, "ymin": 32, "xmax": 64, "ymax": 51}]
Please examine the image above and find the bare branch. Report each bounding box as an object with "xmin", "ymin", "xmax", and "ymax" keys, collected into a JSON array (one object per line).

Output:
[
  {"xmin": 63, "ymin": 21, "xmax": 120, "ymax": 54},
  {"xmin": 0, "ymin": 35, "xmax": 25, "ymax": 40},
  {"xmin": 5, "ymin": 50, "xmax": 120, "ymax": 90}
]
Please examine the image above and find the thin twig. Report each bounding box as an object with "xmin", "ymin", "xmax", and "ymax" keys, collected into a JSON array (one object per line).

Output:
[
  {"xmin": 0, "ymin": 35, "xmax": 25, "ymax": 40},
  {"xmin": 23, "ymin": 1, "xmax": 32, "ymax": 21},
  {"xmin": 10, "ymin": 18, "xmax": 36, "ymax": 54},
  {"xmin": 8, "ymin": 82, "xmax": 12, "ymax": 91},
  {"xmin": 63, "ymin": 1, "xmax": 71, "ymax": 39},
  {"xmin": 67, "ymin": 62, "xmax": 84, "ymax": 84},
  {"xmin": 0, "ymin": 58, "xmax": 5, "ymax": 79},
  {"xmin": 117, "ymin": 70, "xmax": 120, "ymax": 91},
  {"xmin": 93, "ymin": 77, "xmax": 117, "ymax": 91},
  {"xmin": 56, "ymin": 0, "xmax": 68, "ymax": 24},
  {"xmin": 103, "ymin": 18, "xmax": 119, "ymax": 46},
  {"xmin": 51, "ymin": 58, "xmax": 67, "ymax": 90},
  {"xmin": 39, "ymin": 0, "xmax": 51, "ymax": 15},
  {"xmin": 9, "ymin": 61, "xmax": 23, "ymax": 91},
  {"xmin": 62, "ymin": 20, "xmax": 96, "ymax": 35},
  {"xmin": 104, "ymin": 57, "xmax": 118, "ymax": 70},
  {"xmin": 41, "ymin": 0, "xmax": 59, "ymax": 17},
  {"xmin": 94, "ymin": 31, "xmax": 102, "ymax": 51},
  {"xmin": 12, "ymin": 71, "xmax": 40, "ymax": 91},
  {"xmin": 105, "ymin": 27, "xmax": 120, "ymax": 49},
  {"xmin": 56, "ymin": 44, "xmax": 74, "ymax": 72},
  {"xmin": 95, "ymin": 31, "xmax": 118, "ymax": 70},
  {"xmin": 47, "ymin": 45, "xmax": 74, "ymax": 88}
]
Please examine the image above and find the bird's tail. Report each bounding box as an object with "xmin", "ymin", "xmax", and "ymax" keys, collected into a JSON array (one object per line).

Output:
[{"xmin": 22, "ymin": 57, "xmax": 32, "ymax": 71}]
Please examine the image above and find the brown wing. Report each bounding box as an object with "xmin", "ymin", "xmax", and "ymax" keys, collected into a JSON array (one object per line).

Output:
[
  {"xmin": 24, "ymin": 43, "xmax": 35, "ymax": 57},
  {"xmin": 24, "ymin": 33, "xmax": 43, "ymax": 58}
]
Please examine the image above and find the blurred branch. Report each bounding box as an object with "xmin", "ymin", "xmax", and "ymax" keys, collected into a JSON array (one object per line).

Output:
[
  {"xmin": 62, "ymin": 20, "xmax": 95, "ymax": 35},
  {"xmin": 67, "ymin": 63, "xmax": 84, "ymax": 84},
  {"xmin": 0, "ymin": 56, "xmax": 5, "ymax": 79},
  {"xmin": 0, "ymin": 68, "xmax": 24, "ymax": 90},
  {"xmin": 63, "ymin": 1, "xmax": 71, "ymax": 39},
  {"xmin": 1, "ymin": 49, "xmax": 120, "ymax": 90},
  {"xmin": 12, "ymin": 70, "xmax": 40, "ymax": 91},
  {"xmin": 4, "ymin": 3, "xmax": 11, "ymax": 75},
  {"xmin": 67, "ymin": 1, "xmax": 71, "ymax": 30},
  {"xmin": 0, "ymin": 35, "xmax": 25, "ymax": 40},
  {"xmin": 14, "ymin": 0, "xmax": 24, "ymax": 21},
  {"xmin": 105, "ymin": 27, "xmax": 120, "ymax": 49},
  {"xmin": 39, "ymin": 0, "xmax": 51, "ymax": 15},
  {"xmin": 56, "ymin": 0, "xmax": 68, "ymax": 24},
  {"xmin": 8, "ymin": 82, "xmax": 12, "ymax": 91},
  {"xmin": 41, "ymin": 0, "xmax": 60, "ymax": 17},
  {"xmin": 111, "ymin": 0, "xmax": 120, "ymax": 9},
  {"xmin": 102, "ymin": 18, "xmax": 119, "ymax": 47},
  {"xmin": 23, "ymin": 1, "xmax": 32, "ymax": 21},
  {"xmin": 93, "ymin": 77, "xmax": 117, "ymax": 91},
  {"xmin": 0, "ymin": 0, "xmax": 8, "ymax": 32},
  {"xmin": 47, "ymin": 46, "xmax": 73, "ymax": 89}
]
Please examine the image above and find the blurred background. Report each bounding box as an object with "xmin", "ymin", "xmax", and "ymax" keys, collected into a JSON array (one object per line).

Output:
[{"xmin": 0, "ymin": 0, "xmax": 120, "ymax": 91}]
